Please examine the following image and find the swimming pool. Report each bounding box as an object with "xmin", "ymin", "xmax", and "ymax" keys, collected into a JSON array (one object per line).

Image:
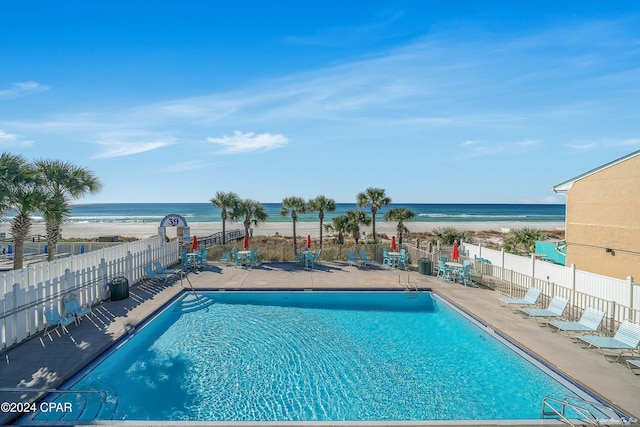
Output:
[{"xmin": 26, "ymin": 290, "xmax": 605, "ymax": 423}]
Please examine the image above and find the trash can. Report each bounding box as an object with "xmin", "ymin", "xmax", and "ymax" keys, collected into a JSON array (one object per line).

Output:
[
  {"xmin": 110, "ymin": 276, "xmax": 129, "ymax": 301},
  {"xmin": 418, "ymin": 258, "xmax": 432, "ymax": 275}
]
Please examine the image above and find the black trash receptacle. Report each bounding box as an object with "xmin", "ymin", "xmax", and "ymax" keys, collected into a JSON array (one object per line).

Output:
[
  {"xmin": 419, "ymin": 258, "xmax": 432, "ymax": 275},
  {"xmin": 110, "ymin": 276, "xmax": 129, "ymax": 301}
]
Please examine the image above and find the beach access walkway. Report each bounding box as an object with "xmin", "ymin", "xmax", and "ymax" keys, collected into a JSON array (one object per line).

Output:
[{"xmin": 1, "ymin": 261, "xmax": 639, "ymax": 425}]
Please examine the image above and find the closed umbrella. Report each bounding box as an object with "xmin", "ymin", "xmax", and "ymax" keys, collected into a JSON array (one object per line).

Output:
[
  {"xmin": 307, "ymin": 235, "xmax": 311, "ymax": 249},
  {"xmin": 243, "ymin": 233, "xmax": 249, "ymax": 250},
  {"xmin": 451, "ymin": 241, "xmax": 459, "ymax": 261},
  {"xmin": 391, "ymin": 236, "xmax": 397, "ymax": 251},
  {"xmin": 192, "ymin": 236, "xmax": 198, "ymax": 251}
]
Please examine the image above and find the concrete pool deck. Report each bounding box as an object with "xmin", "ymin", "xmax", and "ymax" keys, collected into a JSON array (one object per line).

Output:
[{"xmin": 1, "ymin": 260, "xmax": 639, "ymax": 425}]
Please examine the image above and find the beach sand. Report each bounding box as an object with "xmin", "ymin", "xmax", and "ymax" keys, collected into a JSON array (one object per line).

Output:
[{"xmin": 0, "ymin": 220, "xmax": 565, "ymax": 240}]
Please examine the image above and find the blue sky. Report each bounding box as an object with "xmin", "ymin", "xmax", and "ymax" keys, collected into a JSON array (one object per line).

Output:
[{"xmin": 1, "ymin": 1, "xmax": 639, "ymax": 204}]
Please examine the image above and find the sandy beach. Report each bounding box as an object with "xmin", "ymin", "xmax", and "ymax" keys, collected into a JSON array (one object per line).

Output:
[{"xmin": 0, "ymin": 220, "xmax": 566, "ymax": 241}]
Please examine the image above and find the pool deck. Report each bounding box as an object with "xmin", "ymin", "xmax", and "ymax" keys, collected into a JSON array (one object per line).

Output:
[{"xmin": 1, "ymin": 260, "xmax": 639, "ymax": 425}]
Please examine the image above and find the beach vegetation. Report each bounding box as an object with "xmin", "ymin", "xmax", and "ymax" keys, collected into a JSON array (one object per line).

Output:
[
  {"xmin": 356, "ymin": 187, "xmax": 391, "ymax": 242},
  {"xmin": 210, "ymin": 191, "xmax": 240, "ymax": 244},
  {"xmin": 233, "ymin": 199, "xmax": 268, "ymax": 244},
  {"xmin": 384, "ymin": 207, "xmax": 415, "ymax": 245},
  {"xmin": 279, "ymin": 196, "xmax": 308, "ymax": 255},
  {"xmin": 35, "ymin": 159, "xmax": 102, "ymax": 261},
  {"xmin": 503, "ymin": 227, "xmax": 544, "ymax": 255},
  {"xmin": 0, "ymin": 153, "xmax": 45, "ymax": 270},
  {"xmin": 345, "ymin": 209, "xmax": 372, "ymax": 244},
  {"xmin": 432, "ymin": 227, "xmax": 470, "ymax": 245},
  {"xmin": 307, "ymin": 195, "xmax": 336, "ymax": 249}
]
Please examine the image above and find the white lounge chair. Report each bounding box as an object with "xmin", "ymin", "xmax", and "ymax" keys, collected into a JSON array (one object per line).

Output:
[
  {"xmin": 549, "ymin": 307, "xmax": 606, "ymax": 338},
  {"xmin": 497, "ymin": 287, "xmax": 542, "ymax": 313},
  {"xmin": 578, "ymin": 320, "xmax": 640, "ymax": 362},
  {"xmin": 520, "ymin": 296, "xmax": 569, "ymax": 326}
]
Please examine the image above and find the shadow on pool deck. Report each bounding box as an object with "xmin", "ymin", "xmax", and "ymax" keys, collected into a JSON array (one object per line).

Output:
[{"xmin": 1, "ymin": 260, "xmax": 639, "ymax": 425}]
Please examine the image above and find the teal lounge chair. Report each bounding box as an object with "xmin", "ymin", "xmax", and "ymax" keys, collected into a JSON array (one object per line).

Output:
[
  {"xmin": 578, "ymin": 320, "xmax": 640, "ymax": 362},
  {"xmin": 144, "ymin": 264, "xmax": 172, "ymax": 284},
  {"xmin": 347, "ymin": 251, "xmax": 358, "ymax": 267},
  {"xmin": 154, "ymin": 261, "xmax": 181, "ymax": 276},
  {"xmin": 497, "ymin": 287, "xmax": 542, "ymax": 313},
  {"xmin": 549, "ymin": 307, "xmax": 605, "ymax": 337},
  {"xmin": 520, "ymin": 296, "xmax": 569, "ymax": 326},
  {"xmin": 43, "ymin": 307, "xmax": 75, "ymax": 340},
  {"xmin": 359, "ymin": 250, "xmax": 373, "ymax": 268},
  {"xmin": 64, "ymin": 298, "xmax": 92, "ymax": 325}
]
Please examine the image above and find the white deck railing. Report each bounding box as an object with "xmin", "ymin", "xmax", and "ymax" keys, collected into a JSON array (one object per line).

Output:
[{"xmin": 0, "ymin": 236, "xmax": 179, "ymax": 349}]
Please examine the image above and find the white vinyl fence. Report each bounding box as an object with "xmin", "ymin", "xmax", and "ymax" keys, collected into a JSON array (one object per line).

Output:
[
  {"xmin": 463, "ymin": 242, "xmax": 639, "ymax": 325},
  {"xmin": 0, "ymin": 236, "xmax": 179, "ymax": 349}
]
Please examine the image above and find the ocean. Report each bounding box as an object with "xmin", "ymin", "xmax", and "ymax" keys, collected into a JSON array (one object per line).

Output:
[{"xmin": 41, "ymin": 203, "xmax": 565, "ymax": 224}]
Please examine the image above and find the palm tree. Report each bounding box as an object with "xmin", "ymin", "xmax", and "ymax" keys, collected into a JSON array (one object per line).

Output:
[
  {"xmin": 327, "ymin": 215, "xmax": 349, "ymax": 245},
  {"xmin": 345, "ymin": 209, "xmax": 371, "ymax": 244},
  {"xmin": 279, "ymin": 196, "xmax": 307, "ymax": 256},
  {"xmin": 210, "ymin": 191, "xmax": 240, "ymax": 244},
  {"xmin": 0, "ymin": 154, "xmax": 44, "ymax": 270},
  {"xmin": 307, "ymin": 195, "xmax": 336, "ymax": 249},
  {"xmin": 504, "ymin": 227, "xmax": 544, "ymax": 255},
  {"xmin": 35, "ymin": 159, "xmax": 102, "ymax": 261},
  {"xmin": 233, "ymin": 199, "xmax": 268, "ymax": 242},
  {"xmin": 384, "ymin": 207, "xmax": 415, "ymax": 245},
  {"xmin": 356, "ymin": 187, "xmax": 391, "ymax": 241}
]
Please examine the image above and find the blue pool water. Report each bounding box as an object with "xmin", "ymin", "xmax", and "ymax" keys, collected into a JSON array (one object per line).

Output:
[{"xmin": 30, "ymin": 291, "xmax": 598, "ymax": 422}]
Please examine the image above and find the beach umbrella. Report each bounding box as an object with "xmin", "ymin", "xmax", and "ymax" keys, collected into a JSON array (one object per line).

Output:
[
  {"xmin": 451, "ymin": 241, "xmax": 459, "ymax": 261},
  {"xmin": 192, "ymin": 236, "xmax": 198, "ymax": 251},
  {"xmin": 307, "ymin": 235, "xmax": 311, "ymax": 249},
  {"xmin": 243, "ymin": 233, "xmax": 249, "ymax": 250},
  {"xmin": 391, "ymin": 236, "xmax": 397, "ymax": 251}
]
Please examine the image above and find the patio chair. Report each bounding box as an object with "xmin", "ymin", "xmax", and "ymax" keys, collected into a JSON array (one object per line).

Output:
[
  {"xmin": 497, "ymin": 287, "xmax": 542, "ymax": 313},
  {"xmin": 248, "ymin": 249, "xmax": 259, "ymax": 268},
  {"xmin": 181, "ymin": 250, "xmax": 193, "ymax": 270},
  {"xmin": 359, "ymin": 250, "xmax": 373, "ymax": 268},
  {"xmin": 144, "ymin": 264, "xmax": 172, "ymax": 284},
  {"xmin": 64, "ymin": 298, "xmax": 92, "ymax": 326},
  {"xmin": 548, "ymin": 307, "xmax": 606, "ymax": 338},
  {"xmin": 314, "ymin": 248, "xmax": 322, "ymax": 264},
  {"xmin": 198, "ymin": 248, "xmax": 208, "ymax": 268},
  {"xmin": 577, "ymin": 320, "xmax": 640, "ymax": 362},
  {"xmin": 456, "ymin": 261, "xmax": 473, "ymax": 286},
  {"xmin": 397, "ymin": 252, "xmax": 409, "ymax": 270},
  {"xmin": 347, "ymin": 251, "xmax": 358, "ymax": 267},
  {"xmin": 304, "ymin": 250, "xmax": 315, "ymax": 269},
  {"xmin": 436, "ymin": 260, "xmax": 452, "ymax": 281},
  {"xmin": 220, "ymin": 252, "xmax": 230, "ymax": 264},
  {"xmin": 43, "ymin": 307, "xmax": 75, "ymax": 340},
  {"xmin": 520, "ymin": 296, "xmax": 570, "ymax": 326}
]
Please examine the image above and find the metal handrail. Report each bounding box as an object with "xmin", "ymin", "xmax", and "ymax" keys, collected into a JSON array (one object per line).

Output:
[{"xmin": 541, "ymin": 395, "xmax": 629, "ymax": 426}]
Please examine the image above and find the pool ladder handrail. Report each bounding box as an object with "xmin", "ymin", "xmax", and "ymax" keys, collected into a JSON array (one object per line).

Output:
[
  {"xmin": 400, "ymin": 274, "xmax": 419, "ymax": 297},
  {"xmin": 541, "ymin": 395, "xmax": 630, "ymax": 426},
  {"xmin": 179, "ymin": 270, "xmax": 209, "ymax": 311}
]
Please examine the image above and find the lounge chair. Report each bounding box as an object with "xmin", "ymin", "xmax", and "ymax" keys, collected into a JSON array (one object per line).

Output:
[
  {"xmin": 520, "ymin": 296, "xmax": 570, "ymax": 326},
  {"xmin": 43, "ymin": 307, "xmax": 75, "ymax": 340},
  {"xmin": 577, "ymin": 320, "xmax": 640, "ymax": 362},
  {"xmin": 64, "ymin": 298, "xmax": 92, "ymax": 325},
  {"xmin": 144, "ymin": 264, "xmax": 172, "ymax": 284},
  {"xmin": 497, "ymin": 287, "xmax": 542, "ymax": 313},
  {"xmin": 347, "ymin": 251, "xmax": 358, "ymax": 267},
  {"xmin": 626, "ymin": 359, "xmax": 640, "ymax": 375},
  {"xmin": 154, "ymin": 260, "xmax": 181, "ymax": 276},
  {"xmin": 359, "ymin": 250, "xmax": 373, "ymax": 268},
  {"xmin": 548, "ymin": 307, "xmax": 606, "ymax": 338}
]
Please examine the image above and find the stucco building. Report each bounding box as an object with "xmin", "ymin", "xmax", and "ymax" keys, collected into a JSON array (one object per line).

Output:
[{"xmin": 553, "ymin": 150, "xmax": 640, "ymax": 281}]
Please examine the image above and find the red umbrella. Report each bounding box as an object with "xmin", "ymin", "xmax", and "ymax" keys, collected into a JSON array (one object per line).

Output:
[
  {"xmin": 307, "ymin": 234, "xmax": 311, "ymax": 249},
  {"xmin": 243, "ymin": 233, "xmax": 249, "ymax": 249},
  {"xmin": 451, "ymin": 241, "xmax": 459, "ymax": 261},
  {"xmin": 192, "ymin": 235, "xmax": 198, "ymax": 251},
  {"xmin": 391, "ymin": 236, "xmax": 397, "ymax": 251}
]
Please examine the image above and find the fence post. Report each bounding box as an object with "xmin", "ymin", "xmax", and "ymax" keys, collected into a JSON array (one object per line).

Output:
[
  {"xmin": 478, "ymin": 243, "xmax": 482, "ymax": 259},
  {"xmin": 530, "ymin": 253, "xmax": 536, "ymax": 282},
  {"xmin": 126, "ymin": 251, "xmax": 134, "ymax": 284},
  {"xmin": 570, "ymin": 264, "xmax": 576, "ymax": 290},
  {"xmin": 501, "ymin": 248, "xmax": 505, "ymax": 270},
  {"xmin": 628, "ymin": 276, "xmax": 635, "ymax": 313}
]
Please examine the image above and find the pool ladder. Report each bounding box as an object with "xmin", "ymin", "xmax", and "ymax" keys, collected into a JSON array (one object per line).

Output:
[
  {"xmin": 179, "ymin": 270, "xmax": 210, "ymax": 311},
  {"xmin": 541, "ymin": 395, "xmax": 630, "ymax": 426},
  {"xmin": 400, "ymin": 274, "xmax": 419, "ymax": 298}
]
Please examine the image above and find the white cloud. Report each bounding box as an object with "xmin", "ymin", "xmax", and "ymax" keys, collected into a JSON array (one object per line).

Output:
[
  {"xmin": 207, "ymin": 131, "xmax": 288, "ymax": 154},
  {"xmin": 566, "ymin": 143, "xmax": 598, "ymax": 151},
  {"xmin": 92, "ymin": 140, "xmax": 171, "ymax": 159},
  {"xmin": 517, "ymin": 139, "xmax": 539, "ymax": 148},
  {"xmin": 161, "ymin": 160, "xmax": 218, "ymax": 172},
  {"xmin": 0, "ymin": 129, "xmax": 33, "ymax": 147},
  {"xmin": 0, "ymin": 81, "xmax": 49, "ymax": 100}
]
